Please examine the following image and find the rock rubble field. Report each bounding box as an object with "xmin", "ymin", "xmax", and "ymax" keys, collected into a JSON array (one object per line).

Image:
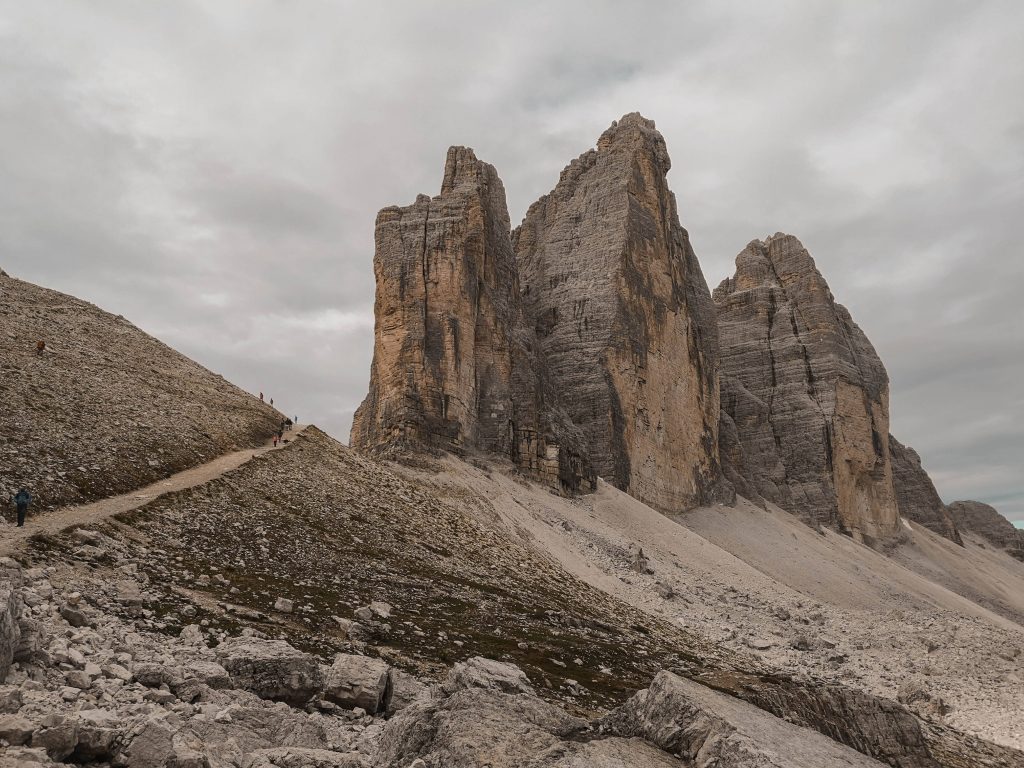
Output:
[{"xmin": 2, "ymin": 432, "xmax": 1020, "ymax": 766}]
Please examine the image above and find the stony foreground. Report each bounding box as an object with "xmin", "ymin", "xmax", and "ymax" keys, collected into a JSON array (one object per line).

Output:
[
  {"xmin": 0, "ymin": 555, "xmax": 932, "ymax": 768},
  {"xmin": 4, "ymin": 430, "xmax": 1022, "ymax": 766}
]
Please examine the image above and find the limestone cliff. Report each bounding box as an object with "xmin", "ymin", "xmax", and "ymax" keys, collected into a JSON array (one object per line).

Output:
[
  {"xmin": 513, "ymin": 114, "xmax": 726, "ymax": 513},
  {"xmin": 714, "ymin": 234, "xmax": 900, "ymax": 541},
  {"xmin": 350, "ymin": 147, "xmax": 592, "ymax": 493},
  {"xmin": 889, "ymin": 434, "xmax": 963, "ymax": 545},
  {"xmin": 948, "ymin": 500, "xmax": 1024, "ymax": 561}
]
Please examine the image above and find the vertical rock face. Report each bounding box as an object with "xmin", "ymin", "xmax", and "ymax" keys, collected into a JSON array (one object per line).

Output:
[
  {"xmin": 947, "ymin": 501, "xmax": 1024, "ymax": 561},
  {"xmin": 513, "ymin": 113, "xmax": 726, "ymax": 513},
  {"xmin": 350, "ymin": 147, "xmax": 592, "ymax": 493},
  {"xmin": 714, "ymin": 234, "xmax": 900, "ymax": 541},
  {"xmin": 888, "ymin": 435, "xmax": 963, "ymax": 545}
]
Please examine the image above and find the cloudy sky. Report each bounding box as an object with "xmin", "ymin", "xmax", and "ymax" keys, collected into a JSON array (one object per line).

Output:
[{"xmin": 2, "ymin": 1, "xmax": 1022, "ymax": 523}]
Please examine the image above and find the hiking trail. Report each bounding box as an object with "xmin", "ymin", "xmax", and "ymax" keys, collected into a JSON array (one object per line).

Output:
[{"xmin": 0, "ymin": 424, "xmax": 309, "ymax": 556}]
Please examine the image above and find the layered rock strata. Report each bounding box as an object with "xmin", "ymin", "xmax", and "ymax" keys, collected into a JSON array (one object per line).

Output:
[
  {"xmin": 889, "ymin": 435, "xmax": 963, "ymax": 545},
  {"xmin": 350, "ymin": 147, "xmax": 592, "ymax": 493},
  {"xmin": 714, "ymin": 234, "xmax": 901, "ymax": 541},
  {"xmin": 948, "ymin": 500, "xmax": 1024, "ymax": 561},
  {"xmin": 513, "ymin": 113, "xmax": 726, "ymax": 512}
]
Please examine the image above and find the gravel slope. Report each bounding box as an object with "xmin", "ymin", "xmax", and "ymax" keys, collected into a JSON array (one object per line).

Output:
[
  {"xmin": 413, "ymin": 455, "xmax": 1024, "ymax": 752},
  {"xmin": 0, "ymin": 270, "xmax": 282, "ymax": 516}
]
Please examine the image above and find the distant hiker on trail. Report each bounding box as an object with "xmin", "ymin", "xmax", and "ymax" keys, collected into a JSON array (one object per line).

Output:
[
  {"xmin": 259, "ymin": 392, "xmax": 264, "ymax": 402},
  {"xmin": 270, "ymin": 397, "xmax": 274, "ymax": 407},
  {"xmin": 36, "ymin": 340, "xmax": 45, "ymax": 356},
  {"xmin": 284, "ymin": 418, "xmax": 292, "ymax": 431},
  {"xmin": 12, "ymin": 488, "xmax": 31, "ymax": 527},
  {"xmin": 273, "ymin": 435, "xmax": 279, "ymax": 447}
]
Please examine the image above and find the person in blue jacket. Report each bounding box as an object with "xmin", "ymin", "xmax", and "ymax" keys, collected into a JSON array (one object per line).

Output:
[{"xmin": 12, "ymin": 488, "xmax": 31, "ymax": 527}]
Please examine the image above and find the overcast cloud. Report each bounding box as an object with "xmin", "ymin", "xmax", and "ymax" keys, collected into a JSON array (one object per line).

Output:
[{"xmin": 2, "ymin": 1, "xmax": 1022, "ymax": 522}]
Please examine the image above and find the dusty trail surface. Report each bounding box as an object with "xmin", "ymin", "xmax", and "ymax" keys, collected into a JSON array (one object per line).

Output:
[{"xmin": 0, "ymin": 425, "xmax": 306, "ymax": 556}]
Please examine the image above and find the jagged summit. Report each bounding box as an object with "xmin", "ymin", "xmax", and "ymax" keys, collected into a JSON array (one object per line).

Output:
[{"xmin": 714, "ymin": 234, "xmax": 900, "ymax": 541}]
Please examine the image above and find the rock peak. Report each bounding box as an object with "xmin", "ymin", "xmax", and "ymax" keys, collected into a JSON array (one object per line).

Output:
[
  {"xmin": 351, "ymin": 147, "xmax": 592, "ymax": 494},
  {"xmin": 596, "ymin": 112, "xmax": 670, "ymax": 169},
  {"xmin": 440, "ymin": 145, "xmax": 494, "ymax": 196},
  {"xmin": 514, "ymin": 117, "xmax": 725, "ymax": 511},
  {"xmin": 715, "ymin": 237, "xmax": 899, "ymax": 541}
]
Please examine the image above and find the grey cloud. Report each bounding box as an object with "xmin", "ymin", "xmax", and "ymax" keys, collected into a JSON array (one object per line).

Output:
[{"xmin": 1, "ymin": 0, "xmax": 1021, "ymax": 522}]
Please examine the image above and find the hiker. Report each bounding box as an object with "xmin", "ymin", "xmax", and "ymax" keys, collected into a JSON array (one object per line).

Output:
[
  {"xmin": 284, "ymin": 417, "xmax": 293, "ymax": 431},
  {"xmin": 270, "ymin": 397, "xmax": 274, "ymax": 407},
  {"xmin": 273, "ymin": 435, "xmax": 279, "ymax": 447},
  {"xmin": 12, "ymin": 488, "xmax": 31, "ymax": 527},
  {"xmin": 259, "ymin": 392, "xmax": 264, "ymax": 402},
  {"xmin": 36, "ymin": 340, "xmax": 45, "ymax": 356}
]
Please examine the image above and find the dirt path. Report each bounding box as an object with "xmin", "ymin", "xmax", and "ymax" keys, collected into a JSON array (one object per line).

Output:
[{"xmin": 0, "ymin": 424, "xmax": 308, "ymax": 556}]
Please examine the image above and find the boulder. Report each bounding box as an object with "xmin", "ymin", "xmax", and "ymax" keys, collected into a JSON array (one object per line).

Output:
[
  {"xmin": 116, "ymin": 719, "xmax": 177, "ymax": 768},
  {"xmin": 242, "ymin": 747, "xmax": 364, "ymax": 768},
  {"xmin": 323, "ymin": 653, "xmax": 391, "ymax": 714},
  {"xmin": 32, "ymin": 716, "xmax": 79, "ymax": 761},
  {"xmin": 387, "ymin": 668, "xmax": 428, "ymax": 714},
  {"xmin": 215, "ymin": 637, "xmax": 324, "ymax": 705},
  {"xmin": 0, "ymin": 714, "xmax": 34, "ymax": 745},
  {"xmin": 0, "ymin": 580, "xmax": 21, "ymax": 680},
  {"xmin": 372, "ymin": 686, "xmax": 585, "ymax": 768},
  {"xmin": 0, "ymin": 684, "xmax": 23, "ymax": 712},
  {"xmin": 183, "ymin": 660, "xmax": 231, "ymax": 689},
  {"xmin": 442, "ymin": 656, "xmax": 534, "ymax": 695},
  {"xmin": 601, "ymin": 671, "xmax": 884, "ymax": 767}
]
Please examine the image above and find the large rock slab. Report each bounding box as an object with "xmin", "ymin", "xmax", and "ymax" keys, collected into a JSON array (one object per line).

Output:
[
  {"xmin": 442, "ymin": 655, "xmax": 535, "ymax": 695},
  {"xmin": 889, "ymin": 435, "xmax": 963, "ymax": 544},
  {"xmin": 602, "ymin": 671, "xmax": 885, "ymax": 767},
  {"xmin": 714, "ymin": 234, "xmax": 900, "ymax": 541},
  {"xmin": 350, "ymin": 146, "xmax": 593, "ymax": 494},
  {"xmin": 0, "ymin": 571, "xmax": 22, "ymax": 680},
  {"xmin": 372, "ymin": 685, "xmax": 678, "ymax": 768},
  {"xmin": 215, "ymin": 637, "xmax": 324, "ymax": 705},
  {"xmin": 513, "ymin": 113, "xmax": 726, "ymax": 512},
  {"xmin": 695, "ymin": 669, "xmax": 940, "ymax": 767},
  {"xmin": 323, "ymin": 653, "xmax": 391, "ymax": 714}
]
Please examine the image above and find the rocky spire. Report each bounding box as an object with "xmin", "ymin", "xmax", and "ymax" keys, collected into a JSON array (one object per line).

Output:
[
  {"xmin": 513, "ymin": 113, "xmax": 728, "ymax": 513},
  {"xmin": 888, "ymin": 434, "xmax": 963, "ymax": 545},
  {"xmin": 714, "ymin": 234, "xmax": 900, "ymax": 542},
  {"xmin": 349, "ymin": 147, "xmax": 592, "ymax": 493}
]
